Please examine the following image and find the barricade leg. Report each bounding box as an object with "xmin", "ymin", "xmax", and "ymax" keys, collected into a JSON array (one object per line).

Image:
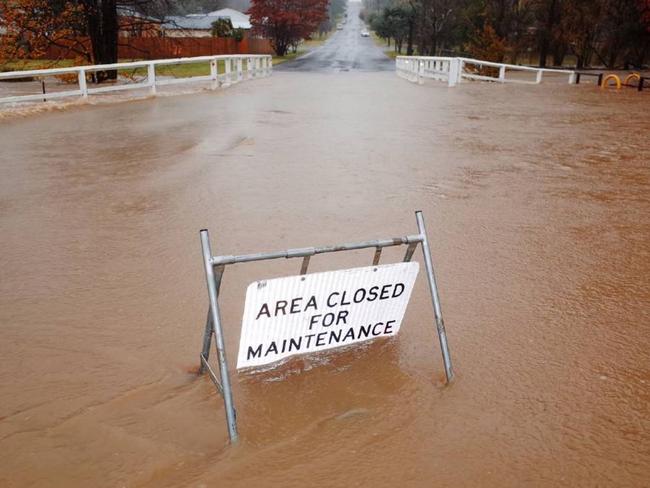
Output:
[
  {"xmin": 415, "ymin": 211, "xmax": 454, "ymax": 383},
  {"xmin": 199, "ymin": 309, "xmax": 213, "ymax": 373},
  {"xmin": 200, "ymin": 230, "xmax": 238, "ymax": 442}
]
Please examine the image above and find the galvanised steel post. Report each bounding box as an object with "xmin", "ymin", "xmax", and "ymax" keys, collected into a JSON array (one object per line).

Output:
[
  {"xmin": 415, "ymin": 211, "xmax": 454, "ymax": 383},
  {"xmin": 200, "ymin": 230, "xmax": 238, "ymax": 442}
]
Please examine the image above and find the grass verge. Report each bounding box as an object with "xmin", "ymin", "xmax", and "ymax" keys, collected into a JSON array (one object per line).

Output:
[{"xmin": 370, "ymin": 32, "xmax": 400, "ymax": 60}]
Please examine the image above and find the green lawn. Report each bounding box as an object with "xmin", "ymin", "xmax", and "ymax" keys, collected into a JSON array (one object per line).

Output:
[
  {"xmin": 1, "ymin": 59, "xmax": 78, "ymax": 72},
  {"xmin": 370, "ymin": 32, "xmax": 399, "ymax": 60}
]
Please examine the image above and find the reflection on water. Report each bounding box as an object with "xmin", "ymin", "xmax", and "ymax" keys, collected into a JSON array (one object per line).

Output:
[{"xmin": 1, "ymin": 72, "xmax": 649, "ymax": 487}]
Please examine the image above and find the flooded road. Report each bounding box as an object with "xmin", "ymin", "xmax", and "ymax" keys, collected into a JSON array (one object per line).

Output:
[
  {"xmin": 276, "ymin": 2, "xmax": 392, "ymax": 72},
  {"xmin": 1, "ymin": 71, "xmax": 649, "ymax": 487}
]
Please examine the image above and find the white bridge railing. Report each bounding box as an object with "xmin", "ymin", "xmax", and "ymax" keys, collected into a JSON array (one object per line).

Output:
[
  {"xmin": 396, "ymin": 56, "xmax": 576, "ymax": 87},
  {"xmin": 0, "ymin": 54, "xmax": 272, "ymax": 105}
]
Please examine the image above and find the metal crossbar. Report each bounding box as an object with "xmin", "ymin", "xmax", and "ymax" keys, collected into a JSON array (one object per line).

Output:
[
  {"xmin": 210, "ymin": 235, "xmax": 424, "ymax": 266},
  {"xmin": 198, "ymin": 211, "xmax": 454, "ymax": 444}
]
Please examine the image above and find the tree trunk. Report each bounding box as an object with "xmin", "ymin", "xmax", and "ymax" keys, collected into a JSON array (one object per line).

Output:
[
  {"xmin": 430, "ymin": 27, "xmax": 437, "ymax": 56},
  {"xmin": 538, "ymin": 38, "xmax": 549, "ymax": 68},
  {"xmin": 538, "ymin": 0, "xmax": 558, "ymax": 68},
  {"xmin": 85, "ymin": 0, "xmax": 119, "ymax": 82},
  {"xmin": 552, "ymin": 43, "xmax": 567, "ymax": 66},
  {"xmin": 406, "ymin": 17, "xmax": 414, "ymax": 55},
  {"xmin": 607, "ymin": 48, "xmax": 618, "ymax": 69},
  {"xmin": 635, "ymin": 43, "xmax": 648, "ymax": 69},
  {"xmin": 577, "ymin": 44, "xmax": 592, "ymax": 69}
]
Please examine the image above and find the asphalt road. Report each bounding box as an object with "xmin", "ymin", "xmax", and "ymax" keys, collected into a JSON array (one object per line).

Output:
[{"xmin": 276, "ymin": 2, "xmax": 393, "ymax": 72}]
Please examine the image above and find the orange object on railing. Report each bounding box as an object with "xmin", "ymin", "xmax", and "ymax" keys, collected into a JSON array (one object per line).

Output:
[{"xmin": 601, "ymin": 74, "xmax": 622, "ymax": 90}]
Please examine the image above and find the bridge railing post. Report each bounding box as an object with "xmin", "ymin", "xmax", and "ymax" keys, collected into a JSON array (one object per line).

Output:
[
  {"xmin": 224, "ymin": 58, "xmax": 231, "ymax": 87},
  {"xmin": 447, "ymin": 58, "xmax": 460, "ymax": 87},
  {"xmin": 78, "ymin": 69, "xmax": 88, "ymax": 99},
  {"xmin": 210, "ymin": 59, "xmax": 218, "ymax": 90},
  {"xmin": 147, "ymin": 63, "xmax": 156, "ymax": 95}
]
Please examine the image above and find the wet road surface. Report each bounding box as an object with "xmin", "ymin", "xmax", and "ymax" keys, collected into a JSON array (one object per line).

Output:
[{"xmin": 276, "ymin": 2, "xmax": 393, "ymax": 72}]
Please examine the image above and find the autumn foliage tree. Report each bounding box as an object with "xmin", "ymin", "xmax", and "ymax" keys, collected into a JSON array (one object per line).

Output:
[
  {"xmin": 0, "ymin": 1, "xmax": 87, "ymax": 62},
  {"xmin": 1, "ymin": 0, "xmax": 164, "ymax": 80},
  {"xmin": 248, "ymin": 0, "xmax": 329, "ymax": 56}
]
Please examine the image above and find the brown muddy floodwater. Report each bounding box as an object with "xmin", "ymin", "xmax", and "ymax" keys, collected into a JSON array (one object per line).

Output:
[{"xmin": 1, "ymin": 72, "xmax": 649, "ymax": 487}]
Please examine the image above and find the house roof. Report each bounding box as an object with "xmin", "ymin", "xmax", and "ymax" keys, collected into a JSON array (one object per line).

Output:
[
  {"xmin": 162, "ymin": 8, "xmax": 251, "ymax": 31},
  {"xmin": 207, "ymin": 8, "xmax": 250, "ymax": 24},
  {"xmin": 117, "ymin": 6, "xmax": 160, "ymax": 22}
]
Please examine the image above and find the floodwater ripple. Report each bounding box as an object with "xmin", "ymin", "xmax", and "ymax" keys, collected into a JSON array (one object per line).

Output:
[{"xmin": 1, "ymin": 72, "xmax": 649, "ymax": 487}]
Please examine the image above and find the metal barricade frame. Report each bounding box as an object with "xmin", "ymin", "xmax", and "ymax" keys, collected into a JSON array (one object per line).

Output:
[{"xmin": 198, "ymin": 210, "xmax": 454, "ymax": 443}]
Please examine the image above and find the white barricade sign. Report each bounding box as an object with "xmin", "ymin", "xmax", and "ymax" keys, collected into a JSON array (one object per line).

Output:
[
  {"xmin": 237, "ymin": 262, "xmax": 419, "ymax": 369},
  {"xmin": 199, "ymin": 211, "xmax": 454, "ymax": 443}
]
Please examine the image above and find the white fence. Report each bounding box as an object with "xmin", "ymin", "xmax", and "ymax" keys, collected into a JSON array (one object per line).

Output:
[
  {"xmin": 396, "ymin": 56, "xmax": 576, "ymax": 87},
  {"xmin": 0, "ymin": 54, "xmax": 272, "ymax": 105}
]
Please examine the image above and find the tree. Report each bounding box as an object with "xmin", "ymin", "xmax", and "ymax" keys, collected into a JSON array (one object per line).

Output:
[
  {"xmin": 248, "ymin": 0, "xmax": 328, "ymax": 56},
  {"xmin": 466, "ymin": 23, "xmax": 507, "ymax": 63},
  {"xmin": 0, "ymin": 0, "xmax": 88, "ymax": 62},
  {"xmin": 1, "ymin": 0, "xmax": 167, "ymax": 81},
  {"xmin": 369, "ymin": 5, "xmax": 411, "ymax": 53},
  {"xmin": 598, "ymin": 0, "xmax": 650, "ymax": 68},
  {"xmin": 85, "ymin": 0, "xmax": 119, "ymax": 79},
  {"xmin": 211, "ymin": 18, "xmax": 244, "ymax": 41},
  {"xmin": 212, "ymin": 17, "xmax": 234, "ymax": 36},
  {"xmin": 415, "ymin": 0, "xmax": 458, "ymax": 55},
  {"xmin": 317, "ymin": 0, "xmax": 346, "ymax": 37},
  {"xmin": 560, "ymin": 0, "xmax": 603, "ymax": 68},
  {"xmin": 535, "ymin": 0, "xmax": 560, "ymax": 67}
]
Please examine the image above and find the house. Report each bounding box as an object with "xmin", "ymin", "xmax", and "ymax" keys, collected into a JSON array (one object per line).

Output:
[
  {"xmin": 117, "ymin": 6, "xmax": 162, "ymax": 38},
  {"xmin": 162, "ymin": 8, "xmax": 251, "ymax": 38},
  {"xmin": 207, "ymin": 8, "xmax": 252, "ymax": 30}
]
